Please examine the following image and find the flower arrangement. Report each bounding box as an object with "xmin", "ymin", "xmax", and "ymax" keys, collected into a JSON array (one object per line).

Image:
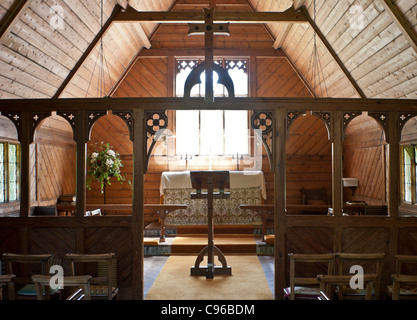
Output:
[{"xmin": 86, "ymin": 142, "xmax": 128, "ymax": 194}]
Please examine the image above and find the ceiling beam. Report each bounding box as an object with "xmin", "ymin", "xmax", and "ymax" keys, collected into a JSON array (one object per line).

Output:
[
  {"xmin": 53, "ymin": 4, "xmax": 123, "ymax": 98},
  {"xmin": 113, "ymin": 6, "xmax": 308, "ymax": 23},
  {"xmin": 380, "ymin": 0, "xmax": 417, "ymax": 55},
  {"xmin": 0, "ymin": 0, "xmax": 32, "ymax": 43},
  {"xmin": 0, "ymin": 97, "xmax": 416, "ymax": 113},
  {"xmin": 299, "ymin": 6, "xmax": 367, "ymax": 99}
]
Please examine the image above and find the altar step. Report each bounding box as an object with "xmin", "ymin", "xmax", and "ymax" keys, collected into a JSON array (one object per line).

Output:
[{"xmin": 144, "ymin": 223, "xmax": 274, "ymax": 256}]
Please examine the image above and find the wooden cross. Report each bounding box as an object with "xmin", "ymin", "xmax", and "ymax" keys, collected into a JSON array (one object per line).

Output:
[{"xmin": 188, "ymin": 8, "xmax": 230, "ymax": 102}]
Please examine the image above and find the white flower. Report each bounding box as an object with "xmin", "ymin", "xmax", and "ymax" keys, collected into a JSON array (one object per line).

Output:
[
  {"xmin": 106, "ymin": 159, "xmax": 114, "ymax": 167},
  {"xmin": 92, "ymin": 152, "xmax": 99, "ymax": 158},
  {"xmin": 107, "ymin": 149, "xmax": 115, "ymax": 157}
]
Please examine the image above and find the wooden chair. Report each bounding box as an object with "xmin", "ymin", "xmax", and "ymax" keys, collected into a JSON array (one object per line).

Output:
[
  {"xmin": 333, "ymin": 253, "xmax": 385, "ymax": 300},
  {"xmin": 31, "ymin": 274, "xmax": 92, "ymax": 300},
  {"xmin": 300, "ymin": 187, "xmax": 329, "ymax": 205},
  {"xmin": 390, "ymin": 255, "xmax": 417, "ymax": 300},
  {"xmin": 65, "ymin": 253, "xmax": 118, "ymax": 300},
  {"xmin": 2, "ymin": 253, "xmax": 57, "ymax": 299},
  {"xmin": 284, "ymin": 253, "xmax": 336, "ymax": 300},
  {"xmin": 300, "ymin": 187, "xmax": 329, "ymax": 214},
  {"xmin": 0, "ymin": 274, "xmax": 16, "ymax": 300},
  {"xmin": 317, "ymin": 274, "xmax": 378, "ymax": 300}
]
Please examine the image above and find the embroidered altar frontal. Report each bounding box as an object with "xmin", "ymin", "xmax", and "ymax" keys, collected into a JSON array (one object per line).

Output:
[{"xmin": 160, "ymin": 171, "xmax": 266, "ymax": 225}]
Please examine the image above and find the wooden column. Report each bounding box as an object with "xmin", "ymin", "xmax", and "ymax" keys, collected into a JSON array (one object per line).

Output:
[
  {"xmin": 132, "ymin": 108, "xmax": 145, "ymax": 300},
  {"xmin": 332, "ymin": 111, "xmax": 343, "ymax": 218},
  {"xmin": 19, "ymin": 111, "xmax": 32, "ymax": 217},
  {"xmin": 75, "ymin": 110, "xmax": 87, "ymax": 218},
  {"xmin": 274, "ymin": 108, "xmax": 287, "ymax": 300},
  {"xmin": 387, "ymin": 111, "xmax": 400, "ymax": 217}
]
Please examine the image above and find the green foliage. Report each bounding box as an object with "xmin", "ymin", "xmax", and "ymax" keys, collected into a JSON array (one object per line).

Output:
[{"xmin": 86, "ymin": 142, "xmax": 129, "ymax": 193}]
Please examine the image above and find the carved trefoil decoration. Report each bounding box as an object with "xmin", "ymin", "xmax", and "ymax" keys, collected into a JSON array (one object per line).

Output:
[
  {"xmin": 87, "ymin": 111, "xmax": 107, "ymax": 140},
  {"xmin": 399, "ymin": 112, "xmax": 417, "ymax": 135},
  {"xmin": 312, "ymin": 111, "xmax": 332, "ymax": 140},
  {"xmin": 251, "ymin": 111, "xmax": 273, "ymax": 171},
  {"xmin": 31, "ymin": 112, "xmax": 50, "ymax": 142},
  {"xmin": 342, "ymin": 111, "xmax": 361, "ymax": 141},
  {"xmin": 287, "ymin": 110, "xmax": 306, "ymax": 129},
  {"xmin": 113, "ymin": 111, "xmax": 134, "ymax": 141},
  {"xmin": 145, "ymin": 111, "xmax": 168, "ymax": 173},
  {"xmin": 57, "ymin": 112, "xmax": 76, "ymax": 140}
]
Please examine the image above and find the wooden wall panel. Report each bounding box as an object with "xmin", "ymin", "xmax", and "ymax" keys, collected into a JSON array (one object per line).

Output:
[
  {"xmin": 286, "ymin": 114, "xmax": 332, "ymax": 205},
  {"xmin": 113, "ymin": 57, "xmax": 169, "ymax": 98},
  {"xmin": 344, "ymin": 115, "xmax": 387, "ymax": 205},
  {"xmin": 85, "ymin": 227, "xmax": 133, "ymax": 287},
  {"xmin": 0, "ymin": 227, "xmax": 20, "ymax": 254},
  {"xmin": 341, "ymin": 227, "xmax": 391, "ymax": 285},
  {"xmin": 256, "ymin": 58, "xmax": 312, "ymax": 98},
  {"xmin": 29, "ymin": 228, "xmax": 76, "ymax": 258},
  {"xmin": 285, "ymin": 226, "xmax": 334, "ymax": 286},
  {"xmin": 36, "ymin": 144, "xmax": 76, "ymax": 205}
]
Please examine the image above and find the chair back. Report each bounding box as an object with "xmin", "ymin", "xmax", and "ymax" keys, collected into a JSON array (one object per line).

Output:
[
  {"xmin": 65, "ymin": 253, "xmax": 118, "ymax": 300},
  {"xmin": 335, "ymin": 252, "xmax": 385, "ymax": 299},
  {"xmin": 288, "ymin": 253, "xmax": 336, "ymax": 300},
  {"xmin": 391, "ymin": 255, "xmax": 417, "ymax": 300},
  {"xmin": 31, "ymin": 274, "xmax": 92, "ymax": 300}
]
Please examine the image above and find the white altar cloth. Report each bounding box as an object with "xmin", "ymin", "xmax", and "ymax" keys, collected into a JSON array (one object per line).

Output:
[{"xmin": 160, "ymin": 171, "xmax": 267, "ymax": 200}]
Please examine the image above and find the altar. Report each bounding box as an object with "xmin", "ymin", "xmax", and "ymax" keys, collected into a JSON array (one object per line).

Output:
[{"xmin": 160, "ymin": 171, "xmax": 266, "ymax": 225}]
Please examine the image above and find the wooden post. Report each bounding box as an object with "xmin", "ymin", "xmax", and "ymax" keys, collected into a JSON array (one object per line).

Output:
[
  {"xmin": 19, "ymin": 111, "xmax": 31, "ymax": 217},
  {"xmin": 387, "ymin": 111, "xmax": 400, "ymax": 217},
  {"xmin": 332, "ymin": 111, "xmax": 343, "ymax": 218},
  {"xmin": 274, "ymin": 108, "xmax": 286, "ymax": 300},
  {"xmin": 75, "ymin": 110, "xmax": 87, "ymax": 218},
  {"xmin": 132, "ymin": 108, "xmax": 145, "ymax": 299}
]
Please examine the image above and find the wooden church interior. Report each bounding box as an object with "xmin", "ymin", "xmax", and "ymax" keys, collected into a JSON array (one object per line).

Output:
[{"xmin": 1, "ymin": 0, "xmax": 417, "ymax": 300}]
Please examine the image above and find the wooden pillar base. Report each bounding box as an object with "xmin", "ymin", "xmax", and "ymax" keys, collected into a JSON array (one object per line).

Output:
[{"xmin": 190, "ymin": 245, "xmax": 232, "ymax": 279}]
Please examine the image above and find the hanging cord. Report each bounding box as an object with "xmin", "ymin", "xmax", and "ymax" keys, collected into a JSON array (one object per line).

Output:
[
  {"xmin": 85, "ymin": 0, "xmax": 115, "ymax": 97},
  {"xmin": 306, "ymin": 0, "xmax": 329, "ymax": 97}
]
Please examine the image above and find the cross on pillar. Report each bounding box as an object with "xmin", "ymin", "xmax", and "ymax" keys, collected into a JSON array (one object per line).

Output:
[{"xmin": 188, "ymin": 8, "xmax": 230, "ymax": 102}]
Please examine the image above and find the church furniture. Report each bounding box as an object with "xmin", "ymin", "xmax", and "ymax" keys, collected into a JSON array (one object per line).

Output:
[
  {"xmin": 389, "ymin": 255, "xmax": 417, "ymax": 300},
  {"xmin": 285, "ymin": 253, "xmax": 336, "ymax": 300},
  {"xmin": 317, "ymin": 290, "xmax": 330, "ymax": 300},
  {"xmin": 299, "ymin": 187, "xmax": 329, "ymax": 214},
  {"xmin": 317, "ymin": 273, "xmax": 377, "ymax": 300},
  {"xmin": 0, "ymin": 0, "xmax": 417, "ymax": 302},
  {"xmin": 238, "ymin": 204, "xmax": 273, "ymax": 242},
  {"xmin": 334, "ymin": 253, "xmax": 385, "ymax": 300},
  {"xmin": 2, "ymin": 253, "xmax": 56, "ymax": 300},
  {"xmin": 145, "ymin": 204, "xmax": 187, "ymax": 243},
  {"xmin": 65, "ymin": 253, "xmax": 118, "ymax": 300},
  {"xmin": 160, "ymin": 171, "xmax": 266, "ymax": 225},
  {"xmin": 31, "ymin": 274, "xmax": 92, "ymax": 300},
  {"xmin": 0, "ymin": 274, "xmax": 16, "ymax": 300},
  {"xmin": 189, "ymin": 171, "xmax": 232, "ymax": 279}
]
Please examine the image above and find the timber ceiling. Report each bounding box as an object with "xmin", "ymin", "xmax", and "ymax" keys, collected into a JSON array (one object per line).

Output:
[{"xmin": 0, "ymin": 0, "xmax": 416, "ymax": 100}]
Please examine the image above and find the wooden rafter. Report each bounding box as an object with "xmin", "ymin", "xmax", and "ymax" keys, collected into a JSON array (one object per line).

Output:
[
  {"xmin": 299, "ymin": 6, "xmax": 367, "ymax": 99},
  {"xmin": 381, "ymin": 0, "xmax": 417, "ymax": 55},
  {"xmin": 114, "ymin": 6, "xmax": 308, "ymax": 23},
  {"xmin": 0, "ymin": 0, "xmax": 32, "ymax": 43},
  {"xmin": 108, "ymin": 0, "xmax": 181, "ymax": 97},
  {"xmin": 53, "ymin": 4, "xmax": 123, "ymax": 98}
]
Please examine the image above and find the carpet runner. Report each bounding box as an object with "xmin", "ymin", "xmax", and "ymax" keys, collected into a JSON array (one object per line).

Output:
[{"xmin": 145, "ymin": 255, "xmax": 273, "ymax": 300}]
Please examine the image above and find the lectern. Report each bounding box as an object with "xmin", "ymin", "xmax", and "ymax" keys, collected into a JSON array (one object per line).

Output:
[{"xmin": 190, "ymin": 171, "xmax": 232, "ymax": 278}]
